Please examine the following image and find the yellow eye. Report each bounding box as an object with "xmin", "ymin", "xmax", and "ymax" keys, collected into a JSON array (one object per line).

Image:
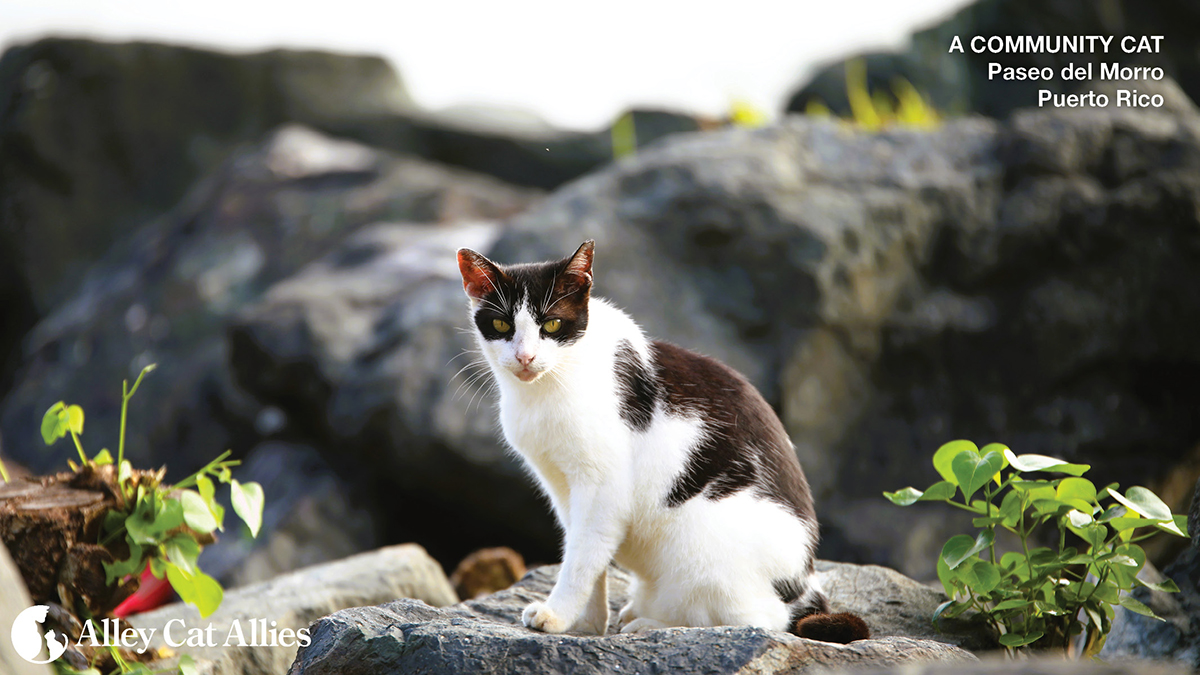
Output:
[
  {"xmin": 543, "ymin": 319, "xmax": 562, "ymax": 333},
  {"xmin": 492, "ymin": 319, "xmax": 511, "ymax": 332}
]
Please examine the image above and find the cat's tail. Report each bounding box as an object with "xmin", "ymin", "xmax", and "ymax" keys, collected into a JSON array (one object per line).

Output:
[{"xmin": 786, "ymin": 582, "xmax": 871, "ymax": 644}]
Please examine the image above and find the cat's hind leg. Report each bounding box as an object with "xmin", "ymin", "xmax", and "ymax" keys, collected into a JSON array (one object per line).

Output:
[{"xmin": 573, "ymin": 568, "xmax": 610, "ymax": 635}]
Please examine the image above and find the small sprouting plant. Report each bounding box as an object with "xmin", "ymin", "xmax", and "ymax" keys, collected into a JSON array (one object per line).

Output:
[
  {"xmin": 41, "ymin": 364, "xmax": 264, "ymax": 621},
  {"xmin": 805, "ymin": 58, "xmax": 941, "ymax": 131},
  {"xmin": 885, "ymin": 440, "xmax": 1187, "ymax": 657}
]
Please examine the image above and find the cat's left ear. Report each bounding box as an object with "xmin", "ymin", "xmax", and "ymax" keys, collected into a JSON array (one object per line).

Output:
[
  {"xmin": 561, "ymin": 240, "xmax": 595, "ymax": 292},
  {"xmin": 458, "ymin": 248, "xmax": 502, "ymax": 300}
]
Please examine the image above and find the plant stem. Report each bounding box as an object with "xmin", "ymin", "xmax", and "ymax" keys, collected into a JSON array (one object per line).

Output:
[
  {"xmin": 68, "ymin": 428, "xmax": 87, "ymax": 465},
  {"xmin": 172, "ymin": 451, "xmax": 234, "ymax": 490},
  {"xmin": 985, "ymin": 481, "xmax": 998, "ymax": 563},
  {"xmin": 119, "ymin": 380, "xmax": 129, "ymax": 468}
]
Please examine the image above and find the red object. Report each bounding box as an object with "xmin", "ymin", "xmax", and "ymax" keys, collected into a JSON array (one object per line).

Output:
[{"xmin": 112, "ymin": 563, "xmax": 175, "ymax": 617}]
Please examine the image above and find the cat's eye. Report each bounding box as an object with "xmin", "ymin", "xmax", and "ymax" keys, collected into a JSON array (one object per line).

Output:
[
  {"xmin": 543, "ymin": 319, "xmax": 562, "ymax": 334},
  {"xmin": 493, "ymin": 319, "xmax": 511, "ymax": 333}
]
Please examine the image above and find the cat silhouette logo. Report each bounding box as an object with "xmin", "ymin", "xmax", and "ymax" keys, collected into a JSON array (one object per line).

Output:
[{"xmin": 11, "ymin": 605, "xmax": 68, "ymax": 664}]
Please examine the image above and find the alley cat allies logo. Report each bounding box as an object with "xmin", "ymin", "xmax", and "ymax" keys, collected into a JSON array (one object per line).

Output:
[
  {"xmin": 11, "ymin": 606, "xmax": 311, "ymax": 663},
  {"xmin": 11, "ymin": 605, "xmax": 68, "ymax": 664}
]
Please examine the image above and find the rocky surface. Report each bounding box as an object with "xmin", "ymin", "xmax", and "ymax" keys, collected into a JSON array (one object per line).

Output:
[
  {"xmin": 1102, "ymin": 476, "xmax": 1200, "ymax": 666},
  {"xmin": 786, "ymin": 0, "xmax": 1200, "ymax": 119},
  {"xmin": 0, "ymin": 39, "xmax": 416, "ymax": 394},
  {"xmin": 290, "ymin": 562, "xmax": 981, "ymax": 675},
  {"xmin": 196, "ymin": 442, "xmax": 379, "ymax": 588},
  {"xmin": 0, "ymin": 542, "xmax": 54, "ymax": 675},
  {"xmin": 131, "ymin": 544, "xmax": 458, "ymax": 675},
  {"xmin": 228, "ymin": 101, "xmax": 1200, "ymax": 577},
  {"xmin": 818, "ymin": 658, "xmax": 1190, "ymax": 675},
  {"xmin": 0, "ymin": 124, "xmax": 539, "ymax": 480}
]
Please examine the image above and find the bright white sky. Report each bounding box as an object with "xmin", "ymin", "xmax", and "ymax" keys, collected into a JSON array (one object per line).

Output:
[{"xmin": 1, "ymin": 0, "xmax": 970, "ymax": 131}]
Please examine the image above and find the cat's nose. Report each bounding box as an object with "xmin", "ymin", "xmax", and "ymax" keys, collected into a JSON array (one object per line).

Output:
[{"xmin": 516, "ymin": 352, "xmax": 535, "ymax": 366}]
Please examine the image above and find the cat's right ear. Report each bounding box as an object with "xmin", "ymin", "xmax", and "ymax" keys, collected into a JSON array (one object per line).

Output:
[{"xmin": 457, "ymin": 248, "xmax": 501, "ymax": 300}]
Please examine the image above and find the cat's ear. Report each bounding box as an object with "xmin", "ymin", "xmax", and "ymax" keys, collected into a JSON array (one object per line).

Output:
[
  {"xmin": 457, "ymin": 248, "xmax": 502, "ymax": 300},
  {"xmin": 560, "ymin": 240, "xmax": 594, "ymax": 292}
]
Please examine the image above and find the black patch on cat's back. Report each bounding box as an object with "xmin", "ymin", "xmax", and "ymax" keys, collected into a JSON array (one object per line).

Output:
[
  {"xmin": 653, "ymin": 341, "xmax": 816, "ymax": 522},
  {"xmin": 614, "ymin": 340, "xmax": 659, "ymax": 431}
]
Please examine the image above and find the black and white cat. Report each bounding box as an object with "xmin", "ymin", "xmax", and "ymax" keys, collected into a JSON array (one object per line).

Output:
[{"xmin": 456, "ymin": 240, "xmax": 868, "ymax": 642}]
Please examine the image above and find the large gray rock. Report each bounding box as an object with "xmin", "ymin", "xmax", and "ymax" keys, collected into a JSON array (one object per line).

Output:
[
  {"xmin": 290, "ymin": 563, "xmax": 979, "ymax": 674},
  {"xmin": 819, "ymin": 658, "xmax": 1189, "ymax": 675},
  {"xmin": 131, "ymin": 544, "xmax": 457, "ymax": 675},
  {"xmin": 1102, "ymin": 477, "xmax": 1200, "ymax": 665},
  {"xmin": 0, "ymin": 542, "xmax": 54, "ymax": 675},
  {"xmin": 0, "ymin": 124, "xmax": 539, "ymax": 481},
  {"xmin": 228, "ymin": 118, "xmax": 1000, "ymax": 564},
  {"xmin": 785, "ymin": 0, "xmax": 1199, "ymax": 119},
  {"xmin": 228, "ymin": 219, "xmax": 561, "ymax": 563},
  {"xmin": 0, "ymin": 39, "xmax": 417, "ymax": 397}
]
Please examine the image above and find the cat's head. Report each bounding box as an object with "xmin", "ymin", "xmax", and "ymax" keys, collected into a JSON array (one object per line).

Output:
[{"xmin": 456, "ymin": 241, "xmax": 594, "ymax": 384}]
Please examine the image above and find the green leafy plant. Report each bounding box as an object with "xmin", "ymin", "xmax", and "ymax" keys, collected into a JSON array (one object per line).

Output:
[
  {"xmin": 41, "ymin": 364, "xmax": 264, "ymax": 622},
  {"xmin": 885, "ymin": 440, "xmax": 1187, "ymax": 657}
]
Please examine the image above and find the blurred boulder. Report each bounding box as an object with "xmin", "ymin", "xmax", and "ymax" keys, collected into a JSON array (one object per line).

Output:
[
  {"xmin": 198, "ymin": 442, "xmax": 378, "ymax": 589},
  {"xmin": 131, "ymin": 543, "xmax": 457, "ymax": 675},
  {"xmin": 785, "ymin": 0, "xmax": 1200, "ymax": 119},
  {"xmin": 0, "ymin": 125, "xmax": 540, "ymax": 484},
  {"xmin": 326, "ymin": 106, "xmax": 711, "ymax": 191},
  {"xmin": 228, "ymin": 219, "xmax": 561, "ymax": 564},
  {"xmin": 450, "ymin": 547, "xmax": 526, "ymax": 600},
  {"xmin": 0, "ymin": 38, "xmax": 415, "ymax": 394},
  {"xmin": 1102, "ymin": 476, "xmax": 1200, "ymax": 666},
  {"xmin": 826, "ymin": 103, "xmax": 1200, "ymax": 575},
  {"xmin": 228, "ymin": 103, "xmax": 1200, "ymax": 579},
  {"xmin": 231, "ymin": 118, "xmax": 997, "ymax": 564},
  {"xmin": 1, "ymin": 541, "xmax": 55, "ymax": 675},
  {"xmin": 289, "ymin": 562, "xmax": 978, "ymax": 675}
]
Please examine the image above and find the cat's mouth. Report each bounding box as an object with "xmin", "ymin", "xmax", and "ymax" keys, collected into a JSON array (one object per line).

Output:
[{"xmin": 514, "ymin": 366, "xmax": 542, "ymax": 383}]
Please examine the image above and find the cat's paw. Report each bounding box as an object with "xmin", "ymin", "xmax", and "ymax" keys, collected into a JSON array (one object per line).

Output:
[
  {"xmin": 619, "ymin": 617, "xmax": 668, "ymax": 634},
  {"xmin": 522, "ymin": 601, "xmax": 568, "ymax": 634}
]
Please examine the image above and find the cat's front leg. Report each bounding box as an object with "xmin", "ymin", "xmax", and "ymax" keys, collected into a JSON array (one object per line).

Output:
[{"xmin": 523, "ymin": 481, "xmax": 625, "ymax": 635}]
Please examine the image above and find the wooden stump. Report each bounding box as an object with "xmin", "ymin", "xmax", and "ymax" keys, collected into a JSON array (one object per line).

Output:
[{"xmin": 0, "ymin": 468, "xmax": 133, "ymax": 615}]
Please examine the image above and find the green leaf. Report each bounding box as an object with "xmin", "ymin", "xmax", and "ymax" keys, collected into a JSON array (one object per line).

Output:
[
  {"xmin": 179, "ymin": 655, "xmax": 198, "ymax": 675},
  {"xmin": 1096, "ymin": 504, "xmax": 1127, "ymax": 523},
  {"xmin": 1108, "ymin": 516, "xmax": 1145, "ymax": 532},
  {"xmin": 919, "ymin": 481, "xmax": 957, "ymax": 501},
  {"xmin": 943, "ymin": 530, "xmax": 993, "ymax": 570},
  {"xmin": 1111, "ymin": 545, "xmax": 1146, "ymax": 589},
  {"xmin": 998, "ymin": 490, "xmax": 1024, "ymax": 527},
  {"xmin": 884, "ymin": 487, "xmax": 923, "ymax": 506},
  {"xmin": 230, "ymin": 479, "xmax": 264, "ymax": 538},
  {"xmin": 964, "ymin": 559, "xmax": 1001, "ymax": 595},
  {"xmin": 932, "ymin": 599, "xmax": 970, "ymax": 628},
  {"xmin": 1136, "ymin": 577, "xmax": 1181, "ymax": 593},
  {"xmin": 936, "ymin": 555, "xmax": 958, "ymax": 597},
  {"xmin": 933, "ymin": 440, "xmax": 977, "ymax": 485},
  {"xmin": 41, "ymin": 401, "xmax": 68, "ymax": 445},
  {"xmin": 102, "ymin": 542, "xmax": 144, "ymax": 585},
  {"xmin": 164, "ymin": 534, "xmax": 201, "ymax": 575},
  {"xmin": 193, "ymin": 571, "xmax": 224, "ymax": 617},
  {"xmin": 1057, "ymin": 477, "xmax": 1097, "ymax": 506},
  {"xmin": 1119, "ymin": 594, "xmax": 1163, "ymax": 620},
  {"xmin": 1067, "ymin": 509, "xmax": 1093, "ymax": 528},
  {"xmin": 1154, "ymin": 515, "xmax": 1188, "ymax": 538},
  {"xmin": 180, "ymin": 490, "xmax": 218, "ymax": 534},
  {"xmin": 92, "ymin": 448, "xmax": 113, "ymax": 465},
  {"xmin": 992, "ymin": 598, "xmax": 1033, "ymax": 611},
  {"xmin": 999, "ymin": 631, "xmax": 1044, "ymax": 647},
  {"xmin": 1110, "ymin": 486, "xmax": 1173, "ymax": 521},
  {"xmin": 952, "ymin": 449, "xmax": 1005, "ymax": 502},
  {"xmin": 166, "ymin": 561, "xmax": 222, "ymax": 616},
  {"xmin": 149, "ymin": 557, "xmax": 167, "ymax": 579},
  {"xmin": 66, "ymin": 404, "xmax": 84, "ymax": 435},
  {"xmin": 1002, "ymin": 449, "xmax": 1090, "ymax": 475}
]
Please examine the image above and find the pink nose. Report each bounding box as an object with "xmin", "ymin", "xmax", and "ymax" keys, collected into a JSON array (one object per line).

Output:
[{"xmin": 516, "ymin": 353, "xmax": 534, "ymax": 366}]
